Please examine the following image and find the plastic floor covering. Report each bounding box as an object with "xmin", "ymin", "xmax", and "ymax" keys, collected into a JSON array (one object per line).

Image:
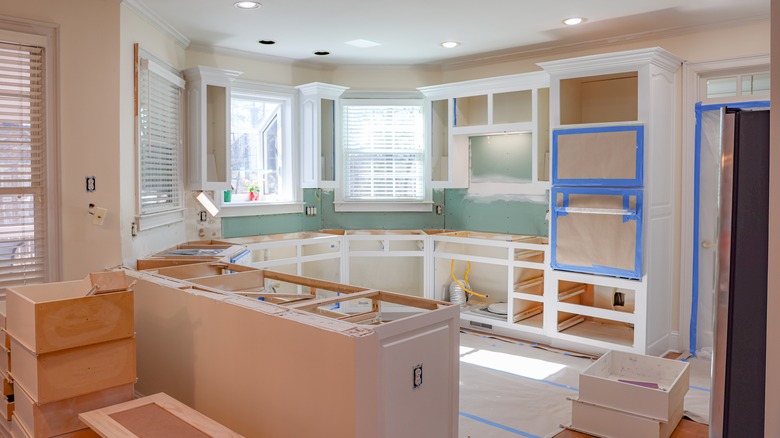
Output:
[{"xmin": 457, "ymin": 330, "xmax": 712, "ymax": 438}]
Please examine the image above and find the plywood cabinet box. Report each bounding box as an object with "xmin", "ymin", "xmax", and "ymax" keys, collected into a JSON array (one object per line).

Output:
[
  {"xmin": 14, "ymin": 383, "xmax": 134, "ymax": 438},
  {"xmin": 5, "ymin": 276, "xmax": 134, "ymax": 354},
  {"xmin": 11, "ymin": 417, "xmax": 100, "ymax": 438},
  {"xmin": 127, "ymin": 269, "xmax": 460, "ymax": 438},
  {"xmin": 11, "ymin": 337, "xmax": 136, "ymax": 405}
]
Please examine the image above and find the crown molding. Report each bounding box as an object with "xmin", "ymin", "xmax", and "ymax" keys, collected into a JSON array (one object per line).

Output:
[
  {"xmin": 122, "ymin": 0, "xmax": 190, "ymax": 48},
  {"xmin": 186, "ymin": 43, "xmax": 332, "ymax": 71},
  {"xmin": 434, "ymin": 15, "xmax": 767, "ymax": 72}
]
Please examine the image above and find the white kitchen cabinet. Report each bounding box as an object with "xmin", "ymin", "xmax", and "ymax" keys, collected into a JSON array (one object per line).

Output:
[
  {"xmin": 539, "ymin": 47, "xmax": 682, "ymax": 355},
  {"xmin": 296, "ymin": 82, "xmax": 349, "ymax": 189},
  {"xmin": 418, "ymin": 72, "xmax": 550, "ymax": 190},
  {"xmin": 183, "ymin": 66, "xmax": 241, "ymax": 191}
]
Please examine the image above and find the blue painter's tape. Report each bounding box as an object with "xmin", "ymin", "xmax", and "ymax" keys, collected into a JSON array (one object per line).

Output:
[
  {"xmin": 459, "ymin": 412, "xmax": 541, "ymax": 437},
  {"xmin": 229, "ymin": 249, "xmax": 251, "ymax": 264},
  {"xmin": 690, "ymin": 385, "xmax": 711, "ymax": 393},
  {"xmin": 689, "ymin": 100, "xmax": 769, "ymax": 355},
  {"xmin": 551, "ymin": 187, "xmax": 643, "ymax": 279},
  {"xmin": 552, "ymin": 125, "xmax": 645, "ymax": 187}
]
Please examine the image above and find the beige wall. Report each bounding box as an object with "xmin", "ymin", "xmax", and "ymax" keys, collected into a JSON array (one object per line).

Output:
[
  {"xmin": 0, "ymin": 0, "xmax": 123, "ymax": 280},
  {"xmin": 766, "ymin": 0, "xmax": 778, "ymax": 435},
  {"xmin": 119, "ymin": 4, "xmax": 188, "ymax": 267}
]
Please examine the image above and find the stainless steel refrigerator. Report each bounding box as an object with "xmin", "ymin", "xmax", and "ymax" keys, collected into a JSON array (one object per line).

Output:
[{"xmin": 710, "ymin": 108, "xmax": 770, "ymax": 437}]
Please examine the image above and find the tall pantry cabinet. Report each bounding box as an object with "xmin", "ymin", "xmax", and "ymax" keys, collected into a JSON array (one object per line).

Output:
[{"xmin": 539, "ymin": 48, "xmax": 682, "ymax": 355}]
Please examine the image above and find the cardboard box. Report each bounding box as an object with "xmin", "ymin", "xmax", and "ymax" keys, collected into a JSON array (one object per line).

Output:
[
  {"xmin": 570, "ymin": 396, "xmax": 684, "ymax": 438},
  {"xmin": 10, "ymin": 337, "xmax": 136, "ymax": 404},
  {"xmin": 579, "ymin": 350, "xmax": 689, "ymax": 421},
  {"xmin": 14, "ymin": 382, "xmax": 134, "ymax": 438},
  {"xmin": 5, "ymin": 274, "xmax": 133, "ymax": 355}
]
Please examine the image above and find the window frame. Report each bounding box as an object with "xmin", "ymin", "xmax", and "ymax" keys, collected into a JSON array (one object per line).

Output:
[
  {"xmin": 336, "ymin": 96, "xmax": 432, "ymax": 213},
  {"xmin": 218, "ymin": 80, "xmax": 302, "ymax": 217},
  {"xmin": 0, "ymin": 22, "xmax": 61, "ymax": 285},
  {"xmin": 134, "ymin": 46, "xmax": 186, "ymax": 231}
]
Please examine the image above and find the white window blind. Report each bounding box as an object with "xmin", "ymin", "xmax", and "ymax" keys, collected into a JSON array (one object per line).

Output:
[
  {"xmin": 0, "ymin": 41, "xmax": 47, "ymax": 287},
  {"xmin": 342, "ymin": 102, "xmax": 424, "ymax": 201},
  {"xmin": 138, "ymin": 57, "xmax": 184, "ymax": 216}
]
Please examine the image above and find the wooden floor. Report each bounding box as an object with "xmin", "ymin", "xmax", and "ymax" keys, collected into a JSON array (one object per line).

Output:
[{"xmin": 555, "ymin": 418, "xmax": 708, "ymax": 438}]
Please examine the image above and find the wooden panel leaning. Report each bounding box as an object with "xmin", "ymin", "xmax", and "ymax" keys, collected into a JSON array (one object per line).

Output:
[{"xmin": 79, "ymin": 392, "xmax": 244, "ymax": 438}]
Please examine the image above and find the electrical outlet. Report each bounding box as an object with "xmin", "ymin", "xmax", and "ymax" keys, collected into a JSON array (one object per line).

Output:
[
  {"xmin": 198, "ymin": 211, "xmax": 207, "ymax": 222},
  {"xmin": 435, "ymin": 205, "xmax": 443, "ymax": 215},
  {"xmin": 413, "ymin": 363, "xmax": 423, "ymax": 389}
]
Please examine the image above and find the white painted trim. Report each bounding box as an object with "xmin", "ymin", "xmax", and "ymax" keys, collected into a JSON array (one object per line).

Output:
[
  {"xmin": 418, "ymin": 71, "xmax": 549, "ymax": 99},
  {"xmin": 135, "ymin": 209, "xmax": 185, "ymax": 231},
  {"xmin": 121, "ymin": 0, "xmax": 190, "ymax": 48},
  {"xmin": 538, "ymin": 47, "xmax": 683, "ymax": 76},
  {"xmin": 679, "ymin": 54, "xmax": 770, "ymax": 354},
  {"xmin": 219, "ymin": 202, "xmax": 304, "ymax": 217}
]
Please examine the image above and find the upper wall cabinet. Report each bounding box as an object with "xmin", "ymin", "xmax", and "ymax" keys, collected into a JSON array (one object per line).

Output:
[
  {"xmin": 419, "ymin": 72, "xmax": 550, "ymax": 189},
  {"xmin": 184, "ymin": 66, "xmax": 242, "ymax": 191},
  {"xmin": 297, "ymin": 83, "xmax": 349, "ymax": 189}
]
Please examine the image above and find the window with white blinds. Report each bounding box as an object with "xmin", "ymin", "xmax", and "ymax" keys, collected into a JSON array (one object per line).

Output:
[
  {"xmin": 0, "ymin": 41, "xmax": 47, "ymax": 287},
  {"xmin": 342, "ymin": 100, "xmax": 425, "ymax": 201},
  {"xmin": 137, "ymin": 56, "xmax": 184, "ymax": 217}
]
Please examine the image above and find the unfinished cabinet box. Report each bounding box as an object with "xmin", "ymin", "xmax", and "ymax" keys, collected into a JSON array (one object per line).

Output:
[
  {"xmin": 551, "ymin": 187, "xmax": 643, "ymax": 279},
  {"xmin": 0, "ymin": 394, "xmax": 11, "ymax": 422},
  {"xmin": 14, "ymin": 383, "xmax": 134, "ymax": 438},
  {"xmin": 10, "ymin": 337, "xmax": 136, "ymax": 404},
  {"xmin": 552, "ymin": 125, "xmax": 644, "ymax": 186},
  {"xmin": 5, "ymin": 275, "xmax": 134, "ymax": 354},
  {"xmin": 11, "ymin": 418, "xmax": 100, "ymax": 438},
  {"xmin": 578, "ymin": 350, "xmax": 689, "ymax": 421},
  {"xmin": 570, "ymin": 396, "xmax": 683, "ymax": 438}
]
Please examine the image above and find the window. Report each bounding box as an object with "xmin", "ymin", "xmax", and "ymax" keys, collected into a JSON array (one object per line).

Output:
[
  {"xmin": 338, "ymin": 98, "xmax": 429, "ymax": 211},
  {"xmin": 226, "ymin": 83, "xmax": 296, "ymax": 209},
  {"xmin": 0, "ymin": 30, "xmax": 55, "ymax": 287},
  {"xmin": 704, "ymin": 72, "xmax": 770, "ymax": 101},
  {"xmin": 136, "ymin": 47, "xmax": 184, "ymax": 228}
]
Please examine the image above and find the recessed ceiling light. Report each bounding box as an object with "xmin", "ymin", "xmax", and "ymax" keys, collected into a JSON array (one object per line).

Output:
[
  {"xmin": 234, "ymin": 1, "xmax": 261, "ymax": 9},
  {"xmin": 441, "ymin": 41, "xmax": 460, "ymax": 49},
  {"xmin": 258, "ymin": 40, "xmax": 276, "ymax": 45},
  {"xmin": 563, "ymin": 17, "xmax": 586, "ymax": 25},
  {"xmin": 313, "ymin": 51, "xmax": 330, "ymax": 56}
]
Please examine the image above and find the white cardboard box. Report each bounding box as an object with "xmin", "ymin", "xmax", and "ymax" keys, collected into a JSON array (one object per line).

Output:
[{"xmin": 579, "ymin": 350, "xmax": 689, "ymax": 421}]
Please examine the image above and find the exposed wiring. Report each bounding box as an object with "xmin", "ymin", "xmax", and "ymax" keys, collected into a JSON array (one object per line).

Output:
[{"xmin": 450, "ymin": 259, "xmax": 488, "ymax": 298}]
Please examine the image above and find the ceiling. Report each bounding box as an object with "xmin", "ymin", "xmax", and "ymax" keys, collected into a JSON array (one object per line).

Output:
[{"xmin": 134, "ymin": 0, "xmax": 770, "ymax": 67}]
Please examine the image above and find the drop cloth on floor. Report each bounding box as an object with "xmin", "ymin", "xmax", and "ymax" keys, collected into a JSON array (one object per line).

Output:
[{"xmin": 458, "ymin": 331, "xmax": 713, "ymax": 437}]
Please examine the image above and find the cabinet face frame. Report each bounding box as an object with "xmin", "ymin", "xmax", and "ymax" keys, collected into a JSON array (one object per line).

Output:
[
  {"xmin": 418, "ymin": 72, "xmax": 550, "ymax": 190},
  {"xmin": 296, "ymin": 83, "xmax": 349, "ymax": 189},
  {"xmin": 183, "ymin": 66, "xmax": 242, "ymax": 191}
]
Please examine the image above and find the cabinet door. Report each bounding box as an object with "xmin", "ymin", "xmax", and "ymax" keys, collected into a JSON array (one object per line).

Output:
[
  {"xmin": 551, "ymin": 187, "xmax": 643, "ymax": 279},
  {"xmin": 553, "ymin": 125, "xmax": 644, "ymax": 187}
]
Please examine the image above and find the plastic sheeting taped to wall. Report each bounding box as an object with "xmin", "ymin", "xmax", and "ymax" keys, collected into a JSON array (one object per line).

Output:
[
  {"xmin": 551, "ymin": 187, "xmax": 643, "ymax": 279},
  {"xmin": 553, "ymin": 125, "xmax": 644, "ymax": 186}
]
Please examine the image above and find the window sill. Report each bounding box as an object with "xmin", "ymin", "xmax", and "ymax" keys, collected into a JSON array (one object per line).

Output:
[
  {"xmin": 135, "ymin": 209, "xmax": 185, "ymax": 231},
  {"xmin": 218, "ymin": 201, "xmax": 304, "ymax": 217},
  {"xmin": 334, "ymin": 201, "xmax": 433, "ymax": 213}
]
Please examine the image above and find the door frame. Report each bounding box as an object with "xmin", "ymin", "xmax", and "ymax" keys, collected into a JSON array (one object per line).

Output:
[{"xmin": 680, "ymin": 54, "xmax": 770, "ymax": 354}]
